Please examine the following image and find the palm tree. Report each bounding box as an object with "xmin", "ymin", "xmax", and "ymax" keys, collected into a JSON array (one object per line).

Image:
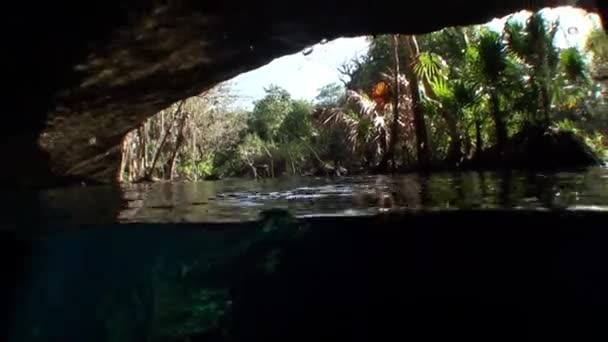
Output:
[
  {"xmin": 381, "ymin": 34, "xmax": 401, "ymax": 172},
  {"xmin": 351, "ymin": 34, "xmax": 432, "ymax": 170},
  {"xmin": 506, "ymin": 13, "xmax": 595, "ymax": 124},
  {"xmin": 314, "ymin": 89, "xmax": 388, "ymax": 167},
  {"xmin": 415, "ymin": 51, "xmax": 467, "ymax": 164},
  {"xmin": 557, "ymin": 47, "xmax": 591, "ymax": 110},
  {"xmin": 505, "ymin": 13, "xmax": 561, "ymax": 126},
  {"xmin": 471, "ymin": 29, "xmax": 511, "ymax": 152},
  {"xmin": 416, "ymin": 27, "xmax": 488, "ymax": 164},
  {"xmin": 401, "ymin": 35, "xmax": 431, "ymax": 169}
]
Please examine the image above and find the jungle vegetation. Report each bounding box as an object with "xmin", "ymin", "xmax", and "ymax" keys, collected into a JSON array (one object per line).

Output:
[{"xmin": 120, "ymin": 11, "xmax": 607, "ymax": 182}]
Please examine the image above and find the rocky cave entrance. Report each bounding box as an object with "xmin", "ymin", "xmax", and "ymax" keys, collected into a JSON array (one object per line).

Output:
[
  {"xmin": 118, "ymin": 6, "xmax": 606, "ymax": 184},
  {"xmin": 4, "ymin": 1, "xmax": 605, "ymax": 188}
]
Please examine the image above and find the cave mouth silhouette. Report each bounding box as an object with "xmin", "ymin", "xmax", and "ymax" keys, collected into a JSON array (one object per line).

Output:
[{"xmin": 3, "ymin": 1, "xmax": 605, "ymax": 188}]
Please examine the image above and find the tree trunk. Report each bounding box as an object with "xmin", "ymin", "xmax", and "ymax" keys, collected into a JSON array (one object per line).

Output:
[
  {"xmin": 463, "ymin": 132, "xmax": 473, "ymax": 159},
  {"xmin": 118, "ymin": 136, "xmax": 128, "ymax": 182},
  {"xmin": 402, "ymin": 140, "xmax": 412, "ymax": 167},
  {"xmin": 262, "ymin": 145, "xmax": 274, "ymax": 178},
  {"xmin": 145, "ymin": 100, "xmax": 185, "ymax": 180},
  {"xmin": 168, "ymin": 153, "xmax": 179, "ymax": 180},
  {"xmin": 445, "ymin": 128, "xmax": 462, "ymax": 164},
  {"xmin": 443, "ymin": 111, "xmax": 462, "ymax": 164},
  {"xmin": 303, "ymin": 139, "xmax": 334, "ymax": 175},
  {"xmin": 475, "ymin": 119, "xmax": 484, "ymax": 162},
  {"xmin": 490, "ymin": 91, "xmax": 507, "ymax": 153},
  {"xmin": 377, "ymin": 127, "xmax": 389, "ymax": 171},
  {"xmin": 167, "ymin": 111, "xmax": 189, "ymax": 180},
  {"xmin": 540, "ymin": 82, "xmax": 551, "ymax": 126},
  {"xmin": 138, "ymin": 125, "xmax": 147, "ymax": 177},
  {"xmin": 402, "ymin": 35, "xmax": 431, "ymax": 169},
  {"xmin": 191, "ymin": 126, "xmax": 197, "ymax": 181},
  {"xmin": 384, "ymin": 34, "xmax": 401, "ymax": 172},
  {"xmin": 160, "ymin": 111, "xmax": 164, "ymax": 139},
  {"xmin": 247, "ymin": 160, "xmax": 258, "ymax": 179}
]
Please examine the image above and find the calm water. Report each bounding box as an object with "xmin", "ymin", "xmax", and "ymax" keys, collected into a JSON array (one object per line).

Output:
[{"xmin": 24, "ymin": 167, "xmax": 608, "ymax": 225}]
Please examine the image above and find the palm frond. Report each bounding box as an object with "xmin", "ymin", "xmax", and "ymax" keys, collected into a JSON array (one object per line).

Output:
[
  {"xmin": 414, "ymin": 52, "xmax": 446, "ymax": 82},
  {"xmin": 504, "ymin": 20, "xmax": 529, "ymax": 62},
  {"xmin": 477, "ymin": 29, "xmax": 508, "ymax": 84},
  {"xmin": 452, "ymin": 80, "xmax": 483, "ymax": 109},
  {"xmin": 314, "ymin": 89, "xmax": 387, "ymax": 156},
  {"xmin": 560, "ymin": 47, "xmax": 589, "ymax": 83},
  {"xmin": 346, "ymin": 90, "xmax": 377, "ymax": 118}
]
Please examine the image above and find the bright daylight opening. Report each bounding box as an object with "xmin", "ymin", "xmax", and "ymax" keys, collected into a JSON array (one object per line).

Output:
[{"xmin": 119, "ymin": 6, "xmax": 605, "ymax": 186}]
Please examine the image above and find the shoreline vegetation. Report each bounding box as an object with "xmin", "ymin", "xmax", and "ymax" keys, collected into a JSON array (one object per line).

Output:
[{"xmin": 120, "ymin": 11, "xmax": 607, "ymax": 184}]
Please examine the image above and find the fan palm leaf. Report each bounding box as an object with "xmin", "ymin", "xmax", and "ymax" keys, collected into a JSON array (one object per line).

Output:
[
  {"xmin": 315, "ymin": 89, "xmax": 389, "ymax": 158},
  {"xmin": 560, "ymin": 47, "xmax": 589, "ymax": 83},
  {"xmin": 477, "ymin": 29, "xmax": 508, "ymax": 85}
]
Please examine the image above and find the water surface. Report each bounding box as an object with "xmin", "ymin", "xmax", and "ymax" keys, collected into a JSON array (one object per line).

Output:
[{"xmin": 29, "ymin": 167, "xmax": 608, "ymax": 224}]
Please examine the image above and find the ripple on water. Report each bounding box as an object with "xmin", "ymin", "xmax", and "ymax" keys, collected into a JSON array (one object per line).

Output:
[
  {"xmin": 567, "ymin": 205, "xmax": 608, "ymax": 211},
  {"xmin": 34, "ymin": 168, "xmax": 608, "ymax": 224}
]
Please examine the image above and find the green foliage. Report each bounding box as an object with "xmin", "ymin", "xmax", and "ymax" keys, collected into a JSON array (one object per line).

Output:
[
  {"xmin": 504, "ymin": 21, "xmax": 528, "ymax": 57},
  {"xmin": 584, "ymin": 134, "xmax": 607, "ymax": 160},
  {"xmin": 553, "ymin": 48, "xmax": 589, "ymax": 111},
  {"xmin": 315, "ymin": 89, "xmax": 389, "ymax": 167},
  {"xmin": 315, "ymin": 82, "xmax": 346, "ymax": 107},
  {"xmin": 477, "ymin": 29, "xmax": 509, "ymax": 85},
  {"xmin": 554, "ymin": 119, "xmax": 608, "ymax": 159},
  {"xmin": 414, "ymin": 52, "xmax": 448, "ymax": 93},
  {"xmin": 506, "ymin": 13, "xmax": 559, "ymax": 70},
  {"xmin": 418, "ymin": 27, "xmax": 470, "ymax": 66},
  {"xmin": 554, "ymin": 119, "xmax": 578, "ymax": 132},
  {"xmin": 452, "ymin": 80, "xmax": 483, "ymax": 110},
  {"xmin": 277, "ymin": 140, "xmax": 314, "ymax": 175},
  {"xmin": 120, "ymin": 10, "xmax": 603, "ymax": 180},
  {"xmin": 325, "ymin": 13, "xmax": 599, "ymax": 169},
  {"xmin": 340, "ymin": 35, "xmax": 396, "ymax": 92},
  {"xmin": 232, "ymin": 94, "xmax": 318, "ymax": 177},
  {"xmin": 120, "ymin": 83, "xmax": 247, "ymax": 182},
  {"xmin": 277, "ymin": 100, "xmax": 315, "ymax": 142},
  {"xmin": 238, "ymin": 133, "xmax": 270, "ymax": 162},
  {"xmin": 181, "ymin": 154, "xmax": 215, "ymax": 179},
  {"xmin": 503, "ymin": 12, "xmax": 584, "ymax": 125},
  {"xmin": 248, "ymin": 85, "xmax": 293, "ymax": 141},
  {"xmin": 586, "ymin": 28, "xmax": 608, "ymax": 66},
  {"xmin": 560, "ymin": 47, "xmax": 588, "ymax": 83}
]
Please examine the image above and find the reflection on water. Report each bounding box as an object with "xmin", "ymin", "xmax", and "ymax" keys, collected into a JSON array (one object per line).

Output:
[
  {"xmin": 7, "ymin": 167, "xmax": 604, "ymax": 225},
  {"xmin": 115, "ymin": 167, "xmax": 608, "ymax": 222}
]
